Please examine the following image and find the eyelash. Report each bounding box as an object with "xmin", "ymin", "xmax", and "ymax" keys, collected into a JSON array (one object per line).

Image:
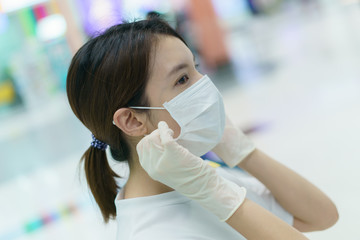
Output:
[
  {"xmin": 175, "ymin": 63, "xmax": 200, "ymax": 86},
  {"xmin": 175, "ymin": 75, "xmax": 189, "ymax": 86}
]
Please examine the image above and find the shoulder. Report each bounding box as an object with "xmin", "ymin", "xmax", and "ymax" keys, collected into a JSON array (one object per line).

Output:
[{"xmin": 115, "ymin": 190, "xmax": 244, "ymax": 240}]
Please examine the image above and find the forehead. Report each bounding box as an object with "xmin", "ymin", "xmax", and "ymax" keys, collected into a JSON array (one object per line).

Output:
[{"xmin": 149, "ymin": 36, "xmax": 192, "ymax": 81}]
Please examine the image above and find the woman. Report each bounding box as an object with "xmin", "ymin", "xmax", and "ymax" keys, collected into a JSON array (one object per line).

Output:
[{"xmin": 66, "ymin": 18, "xmax": 338, "ymax": 239}]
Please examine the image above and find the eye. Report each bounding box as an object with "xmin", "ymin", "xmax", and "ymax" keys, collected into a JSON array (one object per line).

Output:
[
  {"xmin": 175, "ymin": 75, "xmax": 189, "ymax": 86},
  {"xmin": 195, "ymin": 63, "xmax": 200, "ymax": 69}
]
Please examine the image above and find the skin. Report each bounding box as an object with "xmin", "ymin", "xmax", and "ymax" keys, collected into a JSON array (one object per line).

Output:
[
  {"xmin": 237, "ymin": 150, "xmax": 339, "ymax": 232},
  {"xmin": 113, "ymin": 36, "xmax": 338, "ymax": 238}
]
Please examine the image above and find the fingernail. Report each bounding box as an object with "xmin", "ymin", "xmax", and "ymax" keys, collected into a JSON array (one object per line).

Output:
[{"xmin": 158, "ymin": 121, "xmax": 167, "ymax": 128}]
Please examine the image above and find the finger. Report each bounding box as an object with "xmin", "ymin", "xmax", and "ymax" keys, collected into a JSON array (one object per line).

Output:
[
  {"xmin": 137, "ymin": 128, "xmax": 161, "ymax": 153},
  {"xmin": 158, "ymin": 121, "xmax": 174, "ymax": 145},
  {"xmin": 147, "ymin": 128, "xmax": 163, "ymax": 147}
]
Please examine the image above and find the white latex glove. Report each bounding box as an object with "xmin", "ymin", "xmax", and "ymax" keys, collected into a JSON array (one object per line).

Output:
[
  {"xmin": 136, "ymin": 121, "xmax": 246, "ymax": 221},
  {"xmin": 212, "ymin": 116, "xmax": 256, "ymax": 168}
]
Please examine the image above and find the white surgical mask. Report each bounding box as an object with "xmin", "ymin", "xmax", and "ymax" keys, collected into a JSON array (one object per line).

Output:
[{"xmin": 130, "ymin": 75, "xmax": 225, "ymax": 156}]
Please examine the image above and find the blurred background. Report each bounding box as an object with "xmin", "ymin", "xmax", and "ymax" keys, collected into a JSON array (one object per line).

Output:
[{"xmin": 0, "ymin": 0, "xmax": 359, "ymax": 239}]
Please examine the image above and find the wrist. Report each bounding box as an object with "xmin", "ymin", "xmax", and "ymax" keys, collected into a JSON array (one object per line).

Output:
[
  {"xmin": 237, "ymin": 148, "xmax": 257, "ymax": 170},
  {"xmin": 196, "ymin": 179, "xmax": 247, "ymax": 221}
]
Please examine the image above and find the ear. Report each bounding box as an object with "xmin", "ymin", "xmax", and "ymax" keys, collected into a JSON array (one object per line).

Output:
[{"xmin": 113, "ymin": 108, "xmax": 147, "ymax": 137}]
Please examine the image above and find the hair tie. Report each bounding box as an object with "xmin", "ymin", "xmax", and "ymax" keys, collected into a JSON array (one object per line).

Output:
[{"xmin": 91, "ymin": 134, "xmax": 108, "ymax": 151}]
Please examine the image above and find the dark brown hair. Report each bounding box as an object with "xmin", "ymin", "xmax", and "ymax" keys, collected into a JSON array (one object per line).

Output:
[{"xmin": 66, "ymin": 18, "xmax": 186, "ymax": 222}]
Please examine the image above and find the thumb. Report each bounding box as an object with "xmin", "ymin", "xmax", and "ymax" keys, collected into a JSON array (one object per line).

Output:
[{"xmin": 158, "ymin": 121, "xmax": 174, "ymax": 145}]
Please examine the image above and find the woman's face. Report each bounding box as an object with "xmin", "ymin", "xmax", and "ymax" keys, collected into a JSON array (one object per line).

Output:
[{"xmin": 144, "ymin": 36, "xmax": 203, "ymax": 137}]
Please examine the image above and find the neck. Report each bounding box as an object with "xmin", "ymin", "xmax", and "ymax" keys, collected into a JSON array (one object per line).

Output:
[{"xmin": 123, "ymin": 152, "xmax": 173, "ymax": 199}]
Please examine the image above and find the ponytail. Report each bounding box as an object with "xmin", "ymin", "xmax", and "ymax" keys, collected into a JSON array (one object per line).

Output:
[{"xmin": 81, "ymin": 147, "xmax": 119, "ymax": 222}]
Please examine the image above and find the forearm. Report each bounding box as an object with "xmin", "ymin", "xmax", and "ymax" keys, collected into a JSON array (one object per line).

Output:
[
  {"xmin": 226, "ymin": 198, "xmax": 308, "ymax": 239},
  {"xmin": 238, "ymin": 149, "xmax": 338, "ymax": 231}
]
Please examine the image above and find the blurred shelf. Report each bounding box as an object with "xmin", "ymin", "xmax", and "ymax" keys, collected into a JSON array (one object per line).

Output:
[{"xmin": 0, "ymin": 93, "xmax": 72, "ymax": 142}]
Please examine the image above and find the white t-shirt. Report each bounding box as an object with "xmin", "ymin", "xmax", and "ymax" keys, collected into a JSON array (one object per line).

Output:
[{"xmin": 115, "ymin": 165, "xmax": 293, "ymax": 240}]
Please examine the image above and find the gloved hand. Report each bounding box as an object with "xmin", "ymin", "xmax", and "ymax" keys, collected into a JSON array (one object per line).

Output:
[
  {"xmin": 212, "ymin": 115, "xmax": 256, "ymax": 168},
  {"xmin": 136, "ymin": 121, "xmax": 246, "ymax": 221}
]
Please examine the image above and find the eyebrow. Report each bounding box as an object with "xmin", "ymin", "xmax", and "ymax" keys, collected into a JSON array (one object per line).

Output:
[
  {"xmin": 167, "ymin": 63, "xmax": 189, "ymax": 78},
  {"xmin": 166, "ymin": 55, "xmax": 196, "ymax": 78}
]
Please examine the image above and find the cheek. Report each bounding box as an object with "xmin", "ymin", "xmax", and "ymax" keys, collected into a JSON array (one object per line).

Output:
[
  {"xmin": 151, "ymin": 110, "xmax": 181, "ymax": 138},
  {"xmin": 166, "ymin": 117, "xmax": 181, "ymax": 138}
]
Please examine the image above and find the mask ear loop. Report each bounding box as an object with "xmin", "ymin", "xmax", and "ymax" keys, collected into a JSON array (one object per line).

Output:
[{"xmin": 129, "ymin": 106, "xmax": 166, "ymax": 110}]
